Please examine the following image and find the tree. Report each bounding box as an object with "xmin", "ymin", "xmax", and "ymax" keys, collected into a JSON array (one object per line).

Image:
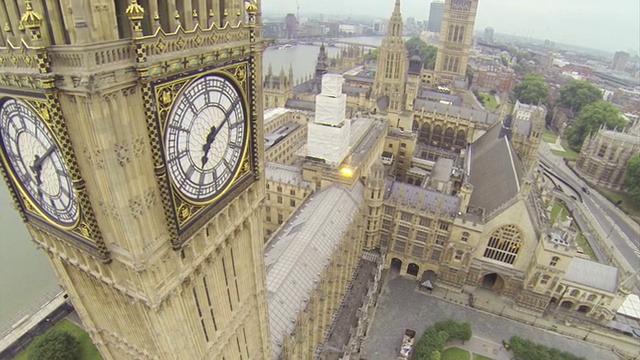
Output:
[
  {"xmin": 28, "ymin": 330, "xmax": 81, "ymax": 360},
  {"xmin": 558, "ymin": 80, "xmax": 603, "ymax": 114},
  {"xmin": 566, "ymin": 101, "xmax": 625, "ymax": 151},
  {"xmin": 405, "ymin": 36, "xmax": 437, "ymax": 70},
  {"xmin": 509, "ymin": 336, "xmax": 585, "ymax": 360},
  {"xmin": 365, "ymin": 49, "xmax": 379, "ymax": 62},
  {"xmin": 430, "ymin": 350, "xmax": 441, "ymax": 360},
  {"xmin": 512, "ymin": 73, "xmax": 549, "ymax": 105},
  {"xmin": 625, "ymin": 155, "xmax": 640, "ymax": 203}
]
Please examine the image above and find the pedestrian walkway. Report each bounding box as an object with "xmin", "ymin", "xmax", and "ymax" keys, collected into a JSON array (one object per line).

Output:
[
  {"xmin": 446, "ymin": 336, "xmax": 511, "ymax": 360},
  {"xmin": 363, "ymin": 276, "xmax": 620, "ymax": 360},
  {"xmin": 425, "ymin": 284, "xmax": 640, "ymax": 359}
]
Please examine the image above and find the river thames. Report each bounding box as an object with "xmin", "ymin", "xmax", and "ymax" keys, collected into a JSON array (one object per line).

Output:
[{"xmin": 0, "ymin": 35, "xmax": 384, "ymax": 335}]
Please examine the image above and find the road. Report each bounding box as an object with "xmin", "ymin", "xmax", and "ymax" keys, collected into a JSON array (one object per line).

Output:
[{"xmin": 538, "ymin": 146, "xmax": 639, "ymax": 274}]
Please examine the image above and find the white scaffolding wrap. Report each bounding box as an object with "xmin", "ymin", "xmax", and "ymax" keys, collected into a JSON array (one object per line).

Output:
[
  {"xmin": 314, "ymin": 94, "xmax": 347, "ymax": 126},
  {"xmin": 307, "ymin": 73, "xmax": 351, "ymax": 166},
  {"xmin": 307, "ymin": 120, "xmax": 351, "ymax": 166},
  {"xmin": 321, "ymin": 73, "xmax": 344, "ymax": 97}
]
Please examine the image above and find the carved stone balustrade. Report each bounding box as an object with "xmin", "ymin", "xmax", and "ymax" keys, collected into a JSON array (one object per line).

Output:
[{"xmin": 48, "ymin": 40, "xmax": 135, "ymax": 75}]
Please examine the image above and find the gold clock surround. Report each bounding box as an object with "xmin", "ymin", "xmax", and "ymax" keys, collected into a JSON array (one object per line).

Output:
[
  {"xmin": 144, "ymin": 60, "xmax": 259, "ymax": 248},
  {"xmin": 0, "ymin": 93, "xmax": 110, "ymax": 262}
]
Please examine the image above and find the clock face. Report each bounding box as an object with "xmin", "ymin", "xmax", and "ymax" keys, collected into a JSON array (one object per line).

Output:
[
  {"xmin": 164, "ymin": 74, "xmax": 248, "ymax": 203},
  {"xmin": 0, "ymin": 98, "xmax": 79, "ymax": 227}
]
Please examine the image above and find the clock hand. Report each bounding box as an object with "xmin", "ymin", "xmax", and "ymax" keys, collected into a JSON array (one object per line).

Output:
[
  {"xmin": 200, "ymin": 98, "xmax": 241, "ymax": 160},
  {"xmin": 200, "ymin": 155, "xmax": 209, "ymax": 168},
  {"xmin": 202, "ymin": 125, "xmax": 217, "ymax": 153},
  {"xmin": 33, "ymin": 145, "xmax": 56, "ymax": 170},
  {"xmin": 31, "ymin": 155, "xmax": 43, "ymax": 186},
  {"xmin": 30, "ymin": 145, "xmax": 56, "ymax": 187}
]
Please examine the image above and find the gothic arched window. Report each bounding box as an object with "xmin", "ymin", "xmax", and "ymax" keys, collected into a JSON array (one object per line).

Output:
[
  {"xmin": 483, "ymin": 224, "xmax": 523, "ymax": 265},
  {"xmin": 455, "ymin": 130, "xmax": 467, "ymax": 148},
  {"xmin": 443, "ymin": 127, "xmax": 454, "ymax": 147}
]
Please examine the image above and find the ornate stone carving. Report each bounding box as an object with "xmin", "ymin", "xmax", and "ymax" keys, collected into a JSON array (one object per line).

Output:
[
  {"xmin": 132, "ymin": 136, "xmax": 147, "ymax": 158},
  {"xmin": 114, "ymin": 142, "xmax": 132, "ymax": 167},
  {"xmin": 129, "ymin": 195, "xmax": 144, "ymax": 219},
  {"xmin": 98, "ymin": 200, "xmax": 120, "ymax": 221},
  {"xmin": 83, "ymin": 147, "xmax": 105, "ymax": 170}
]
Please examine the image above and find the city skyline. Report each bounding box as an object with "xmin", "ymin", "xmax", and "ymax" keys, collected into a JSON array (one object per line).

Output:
[{"xmin": 262, "ymin": 0, "xmax": 640, "ymax": 55}]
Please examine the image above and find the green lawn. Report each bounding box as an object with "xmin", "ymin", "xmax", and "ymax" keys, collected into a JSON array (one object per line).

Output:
[
  {"xmin": 473, "ymin": 354, "xmax": 495, "ymax": 360},
  {"xmin": 542, "ymin": 131, "xmax": 558, "ymax": 143},
  {"xmin": 550, "ymin": 140, "xmax": 580, "ymax": 160},
  {"xmin": 478, "ymin": 93, "xmax": 499, "ymax": 112},
  {"xmin": 14, "ymin": 319, "xmax": 102, "ymax": 360},
  {"xmin": 550, "ymin": 203, "xmax": 569, "ymax": 222},
  {"xmin": 442, "ymin": 347, "xmax": 471, "ymax": 360},
  {"xmin": 574, "ymin": 234, "xmax": 598, "ymax": 261}
]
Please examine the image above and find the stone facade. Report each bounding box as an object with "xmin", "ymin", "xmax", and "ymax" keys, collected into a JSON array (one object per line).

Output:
[
  {"xmin": 0, "ymin": 2, "xmax": 271, "ymax": 359},
  {"xmin": 510, "ymin": 101, "xmax": 546, "ymax": 170},
  {"xmin": 371, "ymin": 0, "xmax": 409, "ymax": 115},
  {"xmin": 264, "ymin": 64, "xmax": 294, "ymax": 109},
  {"xmin": 263, "ymin": 163, "xmax": 313, "ymax": 241},
  {"xmin": 576, "ymin": 128, "xmax": 640, "ymax": 191},
  {"xmin": 434, "ymin": 0, "xmax": 479, "ymax": 83}
]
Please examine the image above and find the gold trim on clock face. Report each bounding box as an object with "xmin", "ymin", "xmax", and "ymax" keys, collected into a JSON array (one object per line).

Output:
[
  {"xmin": 0, "ymin": 98, "xmax": 79, "ymax": 228},
  {"xmin": 164, "ymin": 73, "xmax": 249, "ymax": 205}
]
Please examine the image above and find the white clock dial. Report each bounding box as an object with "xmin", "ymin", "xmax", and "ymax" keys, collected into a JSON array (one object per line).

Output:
[
  {"xmin": 0, "ymin": 98, "xmax": 79, "ymax": 226},
  {"xmin": 164, "ymin": 74, "xmax": 247, "ymax": 203}
]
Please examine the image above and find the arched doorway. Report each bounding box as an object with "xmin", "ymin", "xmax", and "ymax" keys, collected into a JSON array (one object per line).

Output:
[
  {"xmin": 481, "ymin": 273, "xmax": 505, "ymax": 293},
  {"xmin": 577, "ymin": 305, "xmax": 591, "ymax": 313},
  {"xmin": 390, "ymin": 258, "xmax": 403, "ymax": 275},
  {"xmin": 549, "ymin": 297, "xmax": 558, "ymax": 306},
  {"xmin": 407, "ymin": 263, "xmax": 420, "ymax": 277},
  {"xmin": 560, "ymin": 300, "xmax": 574, "ymax": 309},
  {"xmin": 412, "ymin": 120, "xmax": 419, "ymax": 133}
]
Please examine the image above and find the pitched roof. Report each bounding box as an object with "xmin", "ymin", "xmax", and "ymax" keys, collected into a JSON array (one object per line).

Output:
[
  {"xmin": 265, "ymin": 183, "xmax": 365, "ymax": 358},
  {"xmin": 285, "ymin": 98, "xmax": 315, "ymax": 111},
  {"xmin": 413, "ymin": 98, "xmax": 499, "ymax": 125},
  {"xmin": 467, "ymin": 120, "xmax": 524, "ymax": 218},
  {"xmin": 385, "ymin": 180, "xmax": 460, "ymax": 216},
  {"xmin": 564, "ymin": 257, "xmax": 618, "ymax": 293},
  {"xmin": 265, "ymin": 162, "xmax": 313, "ymax": 188}
]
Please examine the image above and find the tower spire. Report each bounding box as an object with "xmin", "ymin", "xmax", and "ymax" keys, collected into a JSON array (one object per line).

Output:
[
  {"xmin": 387, "ymin": 0, "xmax": 403, "ymax": 38},
  {"xmin": 371, "ymin": 0, "xmax": 408, "ymax": 115}
]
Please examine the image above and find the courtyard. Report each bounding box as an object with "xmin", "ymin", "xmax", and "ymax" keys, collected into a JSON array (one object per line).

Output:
[{"xmin": 362, "ymin": 275, "xmax": 619, "ymax": 360}]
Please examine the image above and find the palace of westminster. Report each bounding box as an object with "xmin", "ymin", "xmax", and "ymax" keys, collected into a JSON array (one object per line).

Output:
[{"xmin": 0, "ymin": 0, "xmax": 635, "ymax": 359}]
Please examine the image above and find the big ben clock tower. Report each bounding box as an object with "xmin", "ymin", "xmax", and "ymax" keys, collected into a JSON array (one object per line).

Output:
[{"xmin": 0, "ymin": 1, "xmax": 271, "ymax": 359}]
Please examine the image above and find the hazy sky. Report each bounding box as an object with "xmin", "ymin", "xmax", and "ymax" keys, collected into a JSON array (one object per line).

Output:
[{"xmin": 262, "ymin": 0, "xmax": 640, "ymax": 54}]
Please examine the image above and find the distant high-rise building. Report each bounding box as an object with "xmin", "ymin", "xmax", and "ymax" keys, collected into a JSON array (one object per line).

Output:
[
  {"xmin": 373, "ymin": 20, "xmax": 388, "ymax": 35},
  {"xmin": 543, "ymin": 39, "xmax": 556, "ymax": 50},
  {"xmin": 427, "ymin": 1, "xmax": 445, "ymax": 32},
  {"xmin": 434, "ymin": 0, "xmax": 479, "ymax": 83},
  {"xmin": 611, "ymin": 51, "xmax": 630, "ymax": 71},
  {"xmin": 285, "ymin": 13, "xmax": 298, "ymax": 39},
  {"xmin": 484, "ymin": 27, "xmax": 494, "ymax": 43}
]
